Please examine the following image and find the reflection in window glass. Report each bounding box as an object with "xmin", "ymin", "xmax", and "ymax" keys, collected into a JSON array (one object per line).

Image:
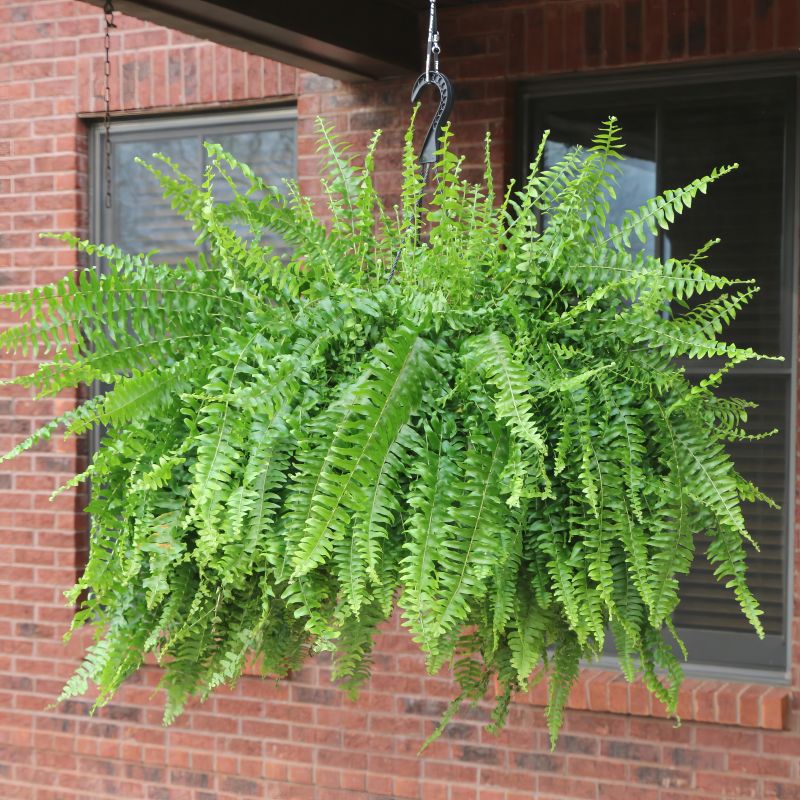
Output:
[
  {"xmin": 99, "ymin": 113, "xmax": 296, "ymax": 266},
  {"xmin": 113, "ymin": 136, "xmax": 201, "ymax": 264}
]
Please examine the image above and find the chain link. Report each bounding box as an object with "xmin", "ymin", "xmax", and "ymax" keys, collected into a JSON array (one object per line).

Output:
[{"xmin": 103, "ymin": 1, "xmax": 115, "ymax": 209}]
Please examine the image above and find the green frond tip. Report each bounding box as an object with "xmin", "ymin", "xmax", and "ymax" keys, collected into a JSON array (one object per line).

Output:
[{"xmin": 2, "ymin": 114, "xmax": 774, "ymax": 751}]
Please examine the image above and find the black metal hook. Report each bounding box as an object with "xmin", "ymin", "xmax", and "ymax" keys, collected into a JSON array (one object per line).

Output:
[
  {"xmin": 411, "ymin": 70, "xmax": 454, "ymax": 165},
  {"xmin": 386, "ymin": 0, "xmax": 453, "ymax": 283}
]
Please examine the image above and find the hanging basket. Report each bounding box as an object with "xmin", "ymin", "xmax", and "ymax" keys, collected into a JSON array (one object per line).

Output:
[{"xmin": 0, "ymin": 113, "xmax": 773, "ymax": 747}]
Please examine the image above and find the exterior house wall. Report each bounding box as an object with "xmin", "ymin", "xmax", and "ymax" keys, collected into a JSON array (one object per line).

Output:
[{"xmin": 1, "ymin": 0, "xmax": 800, "ymax": 798}]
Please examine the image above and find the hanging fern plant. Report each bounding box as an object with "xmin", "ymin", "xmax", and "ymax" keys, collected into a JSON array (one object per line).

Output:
[{"xmin": 1, "ymin": 115, "xmax": 776, "ymax": 747}]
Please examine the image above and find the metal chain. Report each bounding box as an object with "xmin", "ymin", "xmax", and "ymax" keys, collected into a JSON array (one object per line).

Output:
[{"xmin": 103, "ymin": 1, "xmax": 115, "ymax": 209}]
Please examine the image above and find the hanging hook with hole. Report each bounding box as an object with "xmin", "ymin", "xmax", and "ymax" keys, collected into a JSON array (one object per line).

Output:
[{"xmin": 411, "ymin": 0, "xmax": 454, "ymax": 165}]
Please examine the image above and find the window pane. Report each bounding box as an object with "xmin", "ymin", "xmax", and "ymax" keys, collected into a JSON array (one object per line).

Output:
[
  {"xmin": 672, "ymin": 374, "xmax": 788, "ymax": 637},
  {"xmin": 213, "ymin": 128, "xmax": 296, "ymax": 252},
  {"xmin": 541, "ymin": 108, "xmax": 657, "ymax": 257},
  {"xmin": 528, "ymin": 78, "xmax": 792, "ymax": 671},
  {"xmin": 102, "ymin": 119, "xmax": 297, "ymax": 264},
  {"xmin": 92, "ymin": 113, "xmax": 296, "ymax": 463},
  {"xmin": 110, "ymin": 135, "xmax": 203, "ymax": 264},
  {"xmin": 660, "ymin": 91, "xmax": 787, "ymax": 356},
  {"xmin": 215, "ymin": 128, "xmax": 295, "ymax": 191}
]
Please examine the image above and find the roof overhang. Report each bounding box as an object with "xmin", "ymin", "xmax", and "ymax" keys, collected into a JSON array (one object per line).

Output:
[{"xmin": 85, "ymin": 0, "xmax": 426, "ymax": 81}]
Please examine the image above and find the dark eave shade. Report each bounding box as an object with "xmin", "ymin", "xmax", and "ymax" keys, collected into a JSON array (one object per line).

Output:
[{"xmin": 85, "ymin": 0, "xmax": 424, "ymax": 81}]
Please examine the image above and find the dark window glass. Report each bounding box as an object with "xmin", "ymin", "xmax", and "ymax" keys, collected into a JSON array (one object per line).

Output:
[
  {"xmin": 660, "ymin": 95, "xmax": 786, "ymax": 357},
  {"xmin": 526, "ymin": 76, "xmax": 794, "ymax": 672}
]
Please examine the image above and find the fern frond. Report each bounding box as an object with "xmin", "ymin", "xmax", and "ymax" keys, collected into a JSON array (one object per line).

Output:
[
  {"xmin": 430, "ymin": 426, "xmax": 509, "ymax": 646},
  {"xmin": 289, "ymin": 324, "xmax": 435, "ymax": 577}
]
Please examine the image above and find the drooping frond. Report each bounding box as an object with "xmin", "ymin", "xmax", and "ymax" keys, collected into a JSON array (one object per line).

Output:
[
  {"xmin": 429, "ymin": 425, "xmax": 509, "ymax": 652},
  {"xmin": 285, "ymin": 324, "xmax": 436, "ymax": 578}
]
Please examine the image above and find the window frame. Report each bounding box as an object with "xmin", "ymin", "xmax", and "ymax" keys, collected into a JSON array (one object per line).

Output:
[{"xmin": 517, "ymin": 60, "xmax": 798, "ymax": 683}]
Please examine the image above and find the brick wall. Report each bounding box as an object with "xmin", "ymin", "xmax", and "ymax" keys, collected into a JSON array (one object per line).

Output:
[{"xmin": 1, "ymin": 0, "xmax": 800, "ymax": 798}]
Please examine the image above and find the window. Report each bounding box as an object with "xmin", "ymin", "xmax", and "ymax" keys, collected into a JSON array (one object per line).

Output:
[
  {"xmin": 91, "ymin": 107, "xmax": 296, "ymax": 262},
  {"xmin": 519, "ymin": 69, "xmax": 796, "ymax": 674},
  {"xmin": 88, "ymin": 107, "xmax": 296, "ymax": 453}
]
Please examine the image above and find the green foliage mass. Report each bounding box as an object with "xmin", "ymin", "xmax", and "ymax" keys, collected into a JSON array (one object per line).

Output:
[{"xmin": 1, "ymin": 115, "xmax": 776, "ymax": 748}]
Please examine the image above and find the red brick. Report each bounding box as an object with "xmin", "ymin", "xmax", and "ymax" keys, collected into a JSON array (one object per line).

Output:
[
  {"xmin": 604, "ymin": 2, "xmax": 624, "ymax": 65},
  {"xmin": 539, "ymin": 775, "xmax": 596, "ymax": 799},
  {"xmin": 544, "ymin": 3, "xmax": 564, "ymax": 72},
  {"xmin": 602, "ymin": 738, "xmax": 659, "ymax": 763},
  {"xmin": 506, "ymin": 9, "xmax": 526, "ymax": 74},
  {"xmin": 644, "ymin": 0, "xmax": 667, "ymax": 60},
  {"xmin": 628, "ymin": 680, "xmax": 652, "ymax": 716},
  {"xmin": 480, "ymin": 767, "xmax": 535, "ymax": 792},
  {"xmin": 587, "ymin": 672, "xmax": 611, "ymax": 711},
  {"xmin": 623, "ymin": 0, "xmax": 644, "ymax": 61},
  {"xmin": 696, "ymin": 771, "xmax": 760, "ymax": 797},
  {"xmin": 730, "ymin": 753, "xmax": 792, "ymax": 777},
  {"xmin": 761, "ymin": 688, "xmax": 790, "ymax": 730},
  {"xmin": 364, "ymin": 772, "xmax": 393, "ymax": 795},
  {"xmin": 738, "ymin": 684, "xmax": 763, "ymax": 727},
  {"xmin": 763, "ymin": 731, "xmax": 800, "ymax": 756},
  {"xmin": 567, "ymin": 755, "xmax": 627, "ymax": 781},
  {"xmin": 599, "ymin": 786, "xmax": 658, "ymax": 800},
  {"xmin": 754, "ymin": 0, "xmax": 777, "ymax": 49},
  {"xmin": 664, "ymin": 745, "xmax": 724, "ymax": 771},
  {"xmin": 765, "ymin": 782, "xmax": 800, "ymax": 800},
  {"xmin": 715, "ymin": 683, "xmax": 741, "ymax": 726},
  {"xmin": 688, "ymin": 0, "xmax": 708, "ymax": 54},
  {"xmin": 581, "ymin": 3, "xmax": 602, "ymax": 67},
  {"xmin": 424, "ymin": 761, "xmax": 477, "ymax": 784},
  {"xmin": 731, "ymin": 0, "xmax": 754, "ymax": 51},
  {"xmin": 776, "ymin": 0, "xmax": 800, "ymax": 47}
]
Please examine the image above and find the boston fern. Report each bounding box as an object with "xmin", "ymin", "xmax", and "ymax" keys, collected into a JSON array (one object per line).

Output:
[{"xmin": 1, "ymin": 115, "xmax": 776, "ymax": 747}]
